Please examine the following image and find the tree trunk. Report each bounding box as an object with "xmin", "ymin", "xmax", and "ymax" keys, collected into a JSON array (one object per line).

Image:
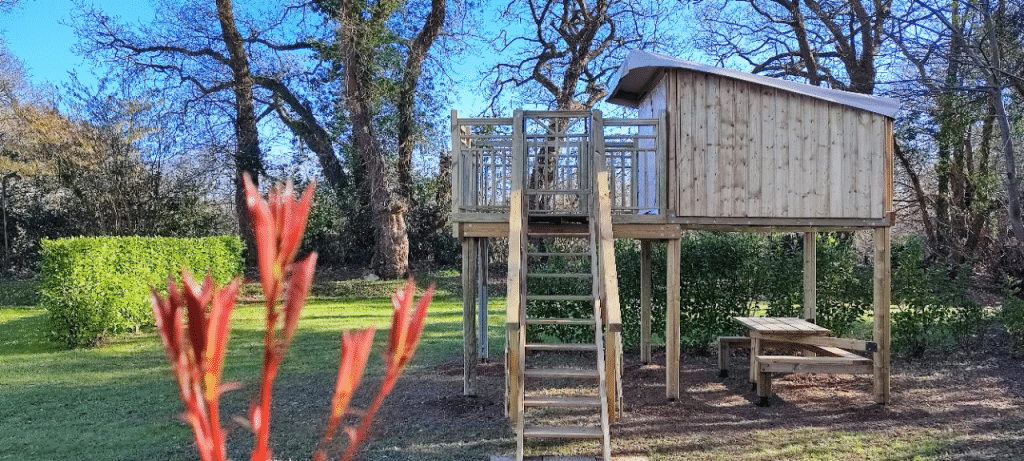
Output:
[
  {"xmin": 215, "ymin": 0, "xmax": 263, "ymax": 261},
  {"xmin": 397, "ymin": 0, "xmax": 446, "ymax": 204},
  {"xmin": 338, "ymin": 2, "xmax": 409, "ymax": 279}
]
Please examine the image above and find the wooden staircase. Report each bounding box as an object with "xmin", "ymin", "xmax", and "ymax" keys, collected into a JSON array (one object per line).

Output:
[
  {"xmin": 516, "ymin": 216, "xmax": 610, "ymax": 457},
  {"xmin": 504, "ymin": 111, "xmax": 622, "ymax": 461}
]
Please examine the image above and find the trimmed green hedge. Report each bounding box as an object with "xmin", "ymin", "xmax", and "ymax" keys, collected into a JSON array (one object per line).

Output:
[{"xmin": 40, "ymin": 236, "xmax": 244, "ymax": 348}]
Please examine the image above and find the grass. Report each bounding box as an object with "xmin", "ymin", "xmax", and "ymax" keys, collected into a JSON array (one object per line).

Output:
[
  {"xmin": 0, "ymin": 276, "xmax": 506, "ymax": 461},
  {"xmin": 0, "ymin": 277, "xmax": 996, "ymax": 461}
]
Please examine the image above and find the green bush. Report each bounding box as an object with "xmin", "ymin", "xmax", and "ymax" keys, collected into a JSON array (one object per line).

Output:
[
  {"xmin": 891, "ymin": 236, "xmax": 982, "ymax": 355},
  {"xmin": 617, "ymin": 232, "xmax": 874, "ymax": 353},
  {"xmin": 40, "ymin": 236, "xmax": 243, "ymax": 348},
  {"xmin": 1002, "ymin": 287, "xmax": 1024, "ymax": 357}
]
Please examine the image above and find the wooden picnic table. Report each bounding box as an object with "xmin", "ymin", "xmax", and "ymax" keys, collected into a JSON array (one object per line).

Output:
[{"xmin": 729, "ymin": 317, "xmax": 875, "ymax": 406}]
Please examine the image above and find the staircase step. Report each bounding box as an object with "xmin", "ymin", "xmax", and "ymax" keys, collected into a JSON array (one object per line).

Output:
[
  {"xmin": 527, "ymin": 273, "xmax": 592, "ymax": 279},
  {"xmin": 524, "ymin": 368, "xmax": 600, "ymax": 379},
  {"xmin": 525, "ymin": 342, "xmax": 598, "ymax": 352},
  {"xmin": 527, "ymin": 252, "xmax": 590, "ymax": 257},
  {"xmin": 524, "ymin": 395, "xmax": 602, "ymax": 408},
  {"xmin": 526, "ymin": 295, "xmax": 593, "ymax": 302},
  {"xmin": 522, "ymin": 425, "xmax": 603, "ymax": 439},
  {"xmin": 527, "ymin": 232, "xmax": 590, "ymax": 238},
  {"xmin": 526, "ymin": 317, "xmax": 595, "ymax": 326}
]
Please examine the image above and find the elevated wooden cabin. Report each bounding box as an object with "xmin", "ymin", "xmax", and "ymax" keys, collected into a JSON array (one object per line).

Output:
[{"xmin": 454, "ymin": 50, "xmax": 899, "ymax": 460}]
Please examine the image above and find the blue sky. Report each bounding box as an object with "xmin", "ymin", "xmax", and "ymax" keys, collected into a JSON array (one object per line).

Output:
[{"xmin": 0, "ymin": 0, "xmax": 155, "ymax": 89}]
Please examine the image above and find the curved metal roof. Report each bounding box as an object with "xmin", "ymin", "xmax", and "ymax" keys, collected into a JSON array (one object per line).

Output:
[{"xmin": 607, "ymin": 50, "xmax": 900, "ymax": 118}]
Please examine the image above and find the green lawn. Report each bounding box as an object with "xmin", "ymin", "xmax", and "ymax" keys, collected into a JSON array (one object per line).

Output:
[{"xmin": 0, "ymin": 277, "xmax": 508, "ymax": 461}]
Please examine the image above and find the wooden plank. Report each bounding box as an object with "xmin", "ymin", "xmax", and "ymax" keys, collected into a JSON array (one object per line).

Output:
[
  {"xmin": 757, "ymin": 355, "xmax": 874, "ymax": 374},
  {"xmin": 813, "ymin": 100, "xmax": 829, "ymax": 215},
  {"xmin": 749, "ymin": 331, "xmax": 876, "ymax": 352},
  {"xmin": 734, "ymin": 316, "xmax": 831, "ymax": 334},
  {"xmin": 611, "ymin": 224, "xmax": 681, "ymax": 239},
  {"xmin": 522, "ymin": 426, "xmax": 603, "ymax": 439},
  {"xmin": 874, "ymin": 226, "xmax": 892, "ymax": 404},
  {"xmin": 641, "ymin": 240, "xmax": 652, "ymax": 363},
  {"xmin": 658, "ymin": 108, "xmax": 669, "ymax": 216},
  {"xmin": 462, "ymin": 238, "xmax": 477, "ymax": 396},
  {"xmin": 829, "ymin": 104, "xmax": 844, "ymax": 217},
  {"xmin": 804, "ymin": 231, "xmax": 817, "ymax": 322},
  {"xmin": 784, "ymin": 95, "xmax": 798, "ymax": 217},
  {"xmin": 669, "ymin": 216, "xmax": 892, "ymax": 228},
  {"xmin": 776, "ymin": 90, "xmax": 790, "ymax": 217},
  {"xmin": 706, "ymin": 75, "xmax": 721, "ymax": 216},
  {"xmin": 745, "ymin": 82, "xmax": 761, "ymax": 217},
  {"xmin": 761, "ymin": 87, "xmax": 776, "ymax": 217},
  {"xmin": 524, "ymin": 396, "xmax": 602, "ymax": 408},
  {"xmin": 677, "ymin": 72, "xmax": 693, "ymax": 216},
  {"xmin": 859, "ymin": 111, "xmax": 873, "ymax": 218},
  {"xmin": 885, "ymin": 119, "xmax": 895, "ymax": 213},
  {"xmin": 871, "ymin": 113, "xmax": 885, "ymax": 217},
  {"xmin": 451, "ymin": 110, "xmax": 462, "ymax": 236},
  {"xmin": 478, "ymin": 238, "xmax": 489, "ymax": 361},
  {"xmin": 666, "ymin": 238, "xmax": 681, "ymax": 400},
  {"xmin": 693, "ymin": 72, "xmax": 708, "ymax": 216},
  {"xmin": 524, "ymin": 368, "xmax": 600, "ymax": 379},
  {"xmin": 845, "ymin": 106, "xmax": 860, "ymax": 217},
  {"xmin": 720, "ymin": 77, "xmax": 737, "ymax": 216},
  {"xmin": 734, "ymin": 81, "xmax": 751, "ymax": 216}
]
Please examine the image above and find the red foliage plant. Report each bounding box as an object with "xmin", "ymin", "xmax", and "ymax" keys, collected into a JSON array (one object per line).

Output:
[{"xmin": 150, "ymin": 174, "xmax": 433, "ymax": 461}]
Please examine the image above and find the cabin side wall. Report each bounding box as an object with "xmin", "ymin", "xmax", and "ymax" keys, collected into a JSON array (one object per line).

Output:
[{"xmin": 641, "ymin": 69, "xmax": 893, "ymax": 221}]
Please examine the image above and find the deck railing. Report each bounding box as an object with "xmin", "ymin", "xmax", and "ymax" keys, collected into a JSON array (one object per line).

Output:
[{"xmin": 451, "ymin": 109, "xmax": 666, "ymax": 220}]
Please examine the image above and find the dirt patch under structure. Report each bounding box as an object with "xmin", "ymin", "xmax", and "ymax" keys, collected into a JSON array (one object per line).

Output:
[{"xmin": 360, "ymin": 326, "xmax": 1024, "ymax": 460}]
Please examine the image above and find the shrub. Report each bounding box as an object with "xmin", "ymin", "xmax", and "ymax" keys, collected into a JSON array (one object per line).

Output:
[
  {"xmin": 40, "ymin": 236, "xmax": 243, "ymax": 348},
  {"xmin": 891, "ymin": 236, "xmax": 982, "ymax": 355},
  {"xmin": 617, "ymin": 232, "xmax": 875, "ymax": 353},
  {"xmin": 1002, "ymin": 286, "xmax": 1024, "ymax": 357}
]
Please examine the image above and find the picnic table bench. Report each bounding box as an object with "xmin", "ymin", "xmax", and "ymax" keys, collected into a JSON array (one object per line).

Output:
[{"xmin": 723, "ymin": 317, "xmax": 877, "ymax": 406}]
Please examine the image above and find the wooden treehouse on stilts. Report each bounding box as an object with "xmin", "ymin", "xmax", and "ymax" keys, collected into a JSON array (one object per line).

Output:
[{"xmin": 452, "ymin": 50, "xmax": 900, "ymax": 460}]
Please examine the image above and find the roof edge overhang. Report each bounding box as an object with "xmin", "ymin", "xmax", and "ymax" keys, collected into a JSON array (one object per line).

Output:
[{"xmin": 607, "ymin": 50, "xmax": 901, "ymax": 118}]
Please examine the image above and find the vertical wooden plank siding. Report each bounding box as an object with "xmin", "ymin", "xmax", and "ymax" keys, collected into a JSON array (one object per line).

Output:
[
  {"xmin": 870, "ymin": 114, "xmax": 885, "ymax": 217},
  {"xmin": 829, "ymin": 105, "xmax": 844, "ymax": 217},
  {"xmin": 886, "ymin": 118, "xmax": 895, "ymax": 213},
  {"xmin": 734, "ymin": 81, "xmax": 751, "ymax": 216},
  {"xmin": 693, "ymin": 73, "xmax": 708, "ymax": 216},
  {"xmin": 677, "ymin": 72, "xmax": 693, "ymax": 215},
  {"xmin": 815, "ymin": 100, "xmax": 830, "ymax": 216},
  {"xmin": 858, "ymin": 112, "xmax": 873, "ymax": 217},
  {"xmin": 775, "ymin": 88, "xmax": 790, "ymax": 217},
  {"xmin": 462, "ymin": 238, "xmax": 478, "ymax": 396},
  {"xmin": 845, "ymin": 105, "xmax": 860, "ymax": 217},
  {"xmin": 706, "ymin": 76, "xmax": 721, "ymax": 216},
  {"xmin": 761, "ymin": 87, "xmax": 776, "ymax": 217},
  {"xmin": 719, "ymin": 77, "xmax": 736, "ymax": 216},
  {"xmin": 746, "ymin": 82, "xmax": 762, "ymax": 217},
  {"xmin": 873, "ymin": 226, "xmax": 892, "ymax": 404},
  {"xmin": 666, "ymin": 238, "xmax": 681, "ymax": 400},
  {"xmin": 653, "ymin": 69, "xmax": 891, "ymax": 221}
]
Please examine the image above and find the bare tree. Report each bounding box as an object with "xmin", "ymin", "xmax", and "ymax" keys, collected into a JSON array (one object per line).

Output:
[
  {"xmin": 694, "ymin": 0, "xmax": 891, "ymax": 94},
  {"xmin": 906, "ymin": 0, "xmax": 1024, "ymax": 244},
  {"xmin": 487, "ymin": 0, "xmax": 680, "ymax": 111}
]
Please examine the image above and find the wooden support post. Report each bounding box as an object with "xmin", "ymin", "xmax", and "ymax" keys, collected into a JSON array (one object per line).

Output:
[
  {"xmin": 666, "ymin": 238, "xmax": 681, "ymax": 400},
  {"xmin": 641, "ymin": 240, "xmax": 652, "ymax": 364},
  {"xmin": 462, "ymin": 238, "xmax": 478, "ymax": 396},
  {"xmin": 873, "ymin": 227, "xmax": 892, "ymax": 404},
  {"xmin": 477, "ymin": 238, "xmax": 489, "ymax": 361},
  {"xmin": 803, "ymin": 231, "xmax": 817, "ymax": 322}
]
